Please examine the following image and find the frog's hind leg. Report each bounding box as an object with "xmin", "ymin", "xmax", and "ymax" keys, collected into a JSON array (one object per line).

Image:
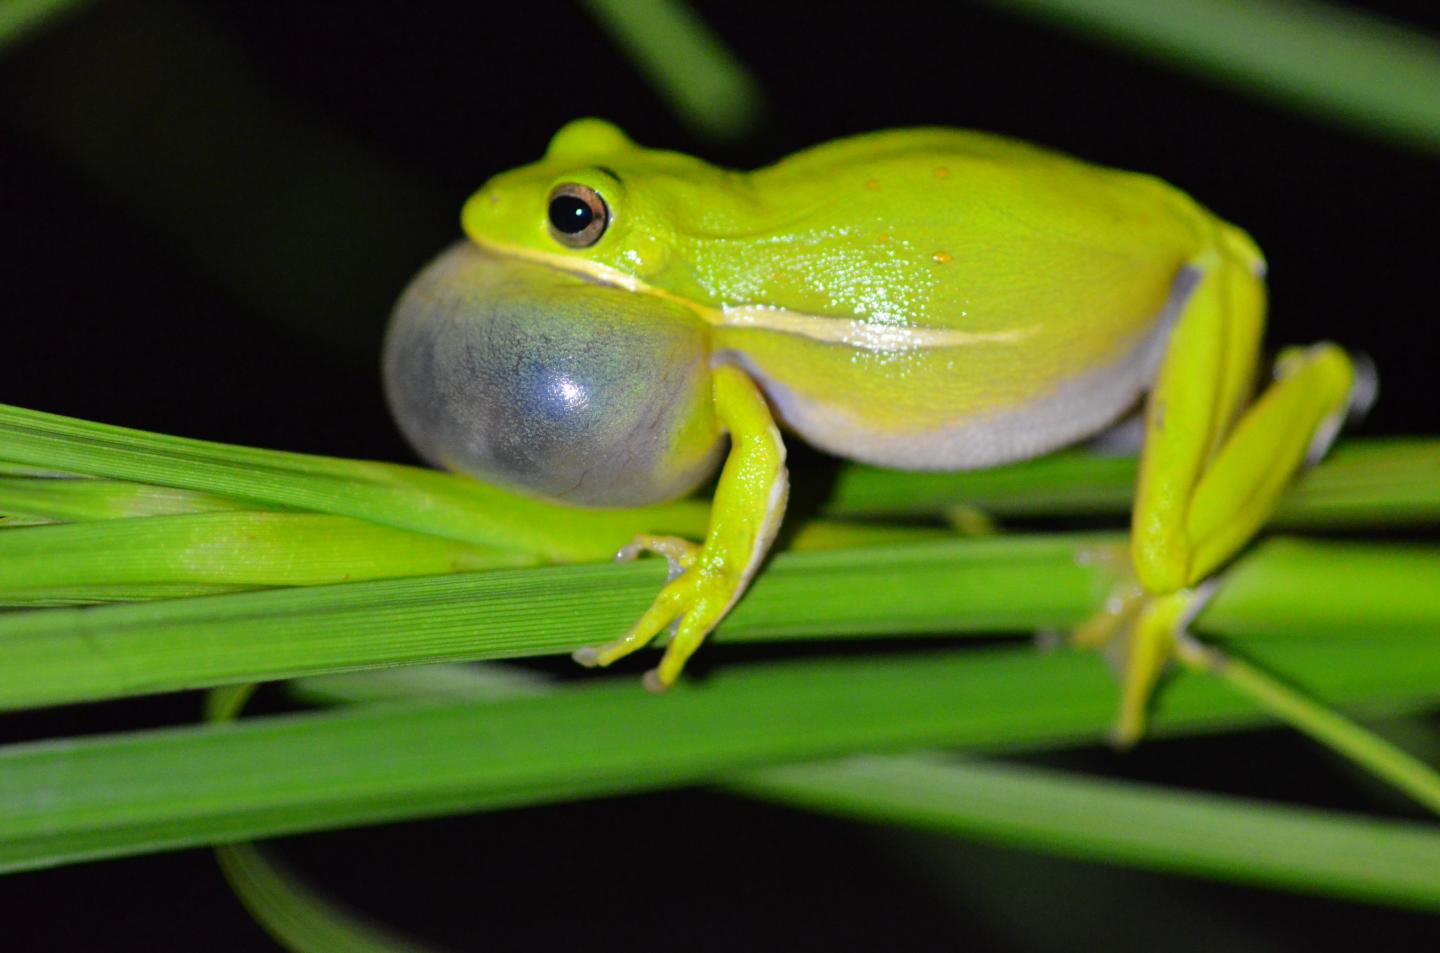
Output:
[{"xmin": 1102, "ymin": 246, "xmax": 1358, "ymax": 745}]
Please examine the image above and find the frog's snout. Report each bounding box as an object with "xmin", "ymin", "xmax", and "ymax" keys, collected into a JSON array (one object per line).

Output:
[{"xmin": 383, "ymin": 242, "xmax": 723, "ymax": 507}]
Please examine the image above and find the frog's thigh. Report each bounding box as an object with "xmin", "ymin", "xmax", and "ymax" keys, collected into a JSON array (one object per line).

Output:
[
  {"xmin": 1132, "ymin": 253, "xmax": 1265, "ymax": 593},
  {"xmin": 1133, "ymin": 254, "xmax": 1354, "ymax": 592},
  {"xmin": 574, "ymin": 365, "xmax": 789, "ymax": 688}
]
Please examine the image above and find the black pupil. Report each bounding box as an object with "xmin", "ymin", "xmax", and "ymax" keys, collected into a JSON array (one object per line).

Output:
[{"xmin": 549, "ymin": 195, "xmax": 594, "ymax": 234}]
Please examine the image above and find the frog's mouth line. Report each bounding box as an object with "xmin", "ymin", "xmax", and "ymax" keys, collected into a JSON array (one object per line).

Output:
[
  {"xmin": 467, "ymin": 237, "xmax": 655, "ymax": 294},
  {"xmin": 468, "ymin": 237, "xmax": 1036, "ymax": 354}
]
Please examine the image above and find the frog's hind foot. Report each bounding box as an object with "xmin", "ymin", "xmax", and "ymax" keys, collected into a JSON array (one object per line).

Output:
[{"xmin": 1069, "ymin": 571, "xmax": 1218, "ymax": 748}]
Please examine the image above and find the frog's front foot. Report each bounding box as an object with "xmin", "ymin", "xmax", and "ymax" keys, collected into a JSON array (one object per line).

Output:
[
  {"xmin": 571, "ymin": 532, "xmax": 753, "ymax": 693},
  {"xmin": 570, "ymin": 366, "xmax": 789, "ymax": 692},
  {"xmin": 615, "ymin": 533, "xmax": 700, "ymax": 581}
]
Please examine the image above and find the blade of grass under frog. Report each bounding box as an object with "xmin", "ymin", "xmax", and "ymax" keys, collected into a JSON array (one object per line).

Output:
[
  {"xmin": 826, "ymin": 438, "xmax": 1440, "ymax": 526},
  {"xmin": 2, "ymin": 637, "xmax": 1438, "ymax": 877},
  {"xmin": 0, "ymin": 503, "xmax": 943, "ymax": 606},
  {"xmin": 0, "ymin": 511, "xmax": 537, "ymax": 602},
  {"xmin": 3, "ymin": 534, "xmax": 1438, "ymax": 712},
  {"xmin": 1, "ymin": 584, "xmax": 249, "ymax": 607},
  {"xmin": 0, "ymin": 534, "xmax": 1118, "ymax": 710},
  {"xmin": 6, "ymin": 406, "xmax": 1436, "ymax": 544},
  {"xmin": 0, "ymin": 402, "xmax": 709, "ymax": 561},
  {"xmin": 0, "ymin": 475, "xmax": 256, "ymax": 521}
]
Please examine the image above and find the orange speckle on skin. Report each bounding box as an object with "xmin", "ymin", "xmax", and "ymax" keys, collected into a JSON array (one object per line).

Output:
[
  {"xmin": 878, "ymin": 232, "xmax": 890, "ymax": 243},
  {"xmin": 932, "ymin": 251, "xmax": 953, "ymax": 264},
  {"xmin": 933, "ymin": 166, "xmax": 950, "ymax": 179},
  {"xmin": 865, "ymin": 178, "xmax": 880, "ymax": 190}
]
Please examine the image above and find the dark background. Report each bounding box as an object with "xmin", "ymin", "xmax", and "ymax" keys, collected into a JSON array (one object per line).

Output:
[{"xmin": 2, "ymin": 1, "xmax": 1437, "ymax": 950}]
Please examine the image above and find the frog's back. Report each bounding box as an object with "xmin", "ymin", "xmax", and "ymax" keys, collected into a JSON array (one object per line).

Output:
[{"xmin": 703, "ymin": 128, "xmax": 1259, "ymax": 469}]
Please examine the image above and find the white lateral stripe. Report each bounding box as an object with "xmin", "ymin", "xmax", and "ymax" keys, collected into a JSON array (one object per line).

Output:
[
  {"xmin": 473, "ymin": 239, "xmax": 1035, "ymax": 352},
  {"xmin": 718, "ymin": 305, "xmax": 1035, "ymax": 352}
]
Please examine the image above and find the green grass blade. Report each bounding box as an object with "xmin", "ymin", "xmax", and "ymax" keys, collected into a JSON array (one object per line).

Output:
[
  {"xmin": 0, "ymin": 0, "xmax": 88, "ymax": 52},
  {"xmin": 581, "ymin": 0, "xmax": 762, "ymax": 141},
  {"xmin": 291, "ymin": 664, "xmax": 555, "ymax": 707},
  {"xmin": 1195, "ymin": 649, "xmax": 1440, "ymax": 814},
  {"xmin": 0, "ymin": 403, "xmax": 708, "ymax": 561},
  {"xmin": 290, "ymin": 665, "xmax": 1440, "ymax": 910},
  {"xmin": 0, "ymin": 583, "xmax": 249, "ymax": 607},
  {"xmin": 295, "ymin": 662, "xmax": 1440, "ymax": 905},
  {"xmin": 826, "ymin": 438, "xmax": 1440, "ymax": 526},
  {"xmin": 4, "ymin": 534, "xmax": 1438, "ymax": 711},
  {"xmin": 1200, "ymin": 537, "xmax": 1440, "ymax": 639},
  {"xmin": 735, "ymin": 754, "xmax": 1440, "ymax": 910},
  {"xmin": 0, "ymin": 512, "xmax": 536, "ymax": 602},
  {"xmin": 216, "ymin": 843, "xmax": 452, "ymax": 953},
  {"xmin": 989, "ymin": 0, "xmax": 1440, "ymax": 152},
  {"xmin": 0, "ymin": 534, "xmax": 1115, "ymax": 711},
  {"xmin": 10, "ymin": 406, "xmax": 1430, "ymax": 551},
  {"xmin": 0, "ymin": 476, "xmax": 255, "ymax": 521},
  {"xmin": 0, "ymin": 468, "xmax": 942, "ymax": 609},
  {"xmin": 2, "ymin": 636, "xmax": 1438, "ymax": 877}
]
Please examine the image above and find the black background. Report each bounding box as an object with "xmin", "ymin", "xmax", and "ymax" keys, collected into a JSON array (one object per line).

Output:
[{"xmin": 2, "ymin": 1, "xmax": 1438, "ymax": 950}]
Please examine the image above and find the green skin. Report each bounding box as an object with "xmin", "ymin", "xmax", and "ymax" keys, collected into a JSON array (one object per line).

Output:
[
  {"xmin": 461, "ymin": 118, "xmax": 1258, "ymax": 454},
  {"xmin": 437, "ymin": 119, "xmax": 1355, "ymax": 733}
]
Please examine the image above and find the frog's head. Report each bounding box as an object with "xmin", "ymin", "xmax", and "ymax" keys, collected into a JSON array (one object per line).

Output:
[{"xmin": 461, "ymin": 119, "xmax": 721, "ymax": 295}]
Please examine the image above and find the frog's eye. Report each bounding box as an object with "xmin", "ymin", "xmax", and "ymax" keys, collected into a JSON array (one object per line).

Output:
[{"xmin": 547, "ymin": 183, "xmax": 609, "ymax": 248}]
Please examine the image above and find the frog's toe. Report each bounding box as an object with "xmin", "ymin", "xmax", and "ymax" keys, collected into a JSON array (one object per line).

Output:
[
  {"xmin": 572, "ymin": 582, "xmax": 689, "ymax": 671},
  {"xmin": 576, "ymin": 548, "xmax": 747, "ymax": 691},
  {"xmin": 616, "ymin": 533, "xmax": 701, "ymax": 581},
  {"xmin": 571, "ymin": 645, "xmax": 605, "ymax": 668},
  {"xmin": 1096, "ymin": 588, "xmax": 1215, "ymax": 748}
]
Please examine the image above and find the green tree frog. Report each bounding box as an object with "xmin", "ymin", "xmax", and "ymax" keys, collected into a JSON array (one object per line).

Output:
[{"xmin": 384, "ymin": 119, "xmax": 1358, "ymax": 741}]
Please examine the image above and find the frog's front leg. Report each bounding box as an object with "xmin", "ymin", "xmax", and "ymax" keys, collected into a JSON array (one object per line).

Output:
[
  {"xmin": 1100, "ymin": 247, "xmax": 1357, "ymax": 744},
  {"xmin": 573, "ymin": 364, "xmax": 788, "ymax": 690}
]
